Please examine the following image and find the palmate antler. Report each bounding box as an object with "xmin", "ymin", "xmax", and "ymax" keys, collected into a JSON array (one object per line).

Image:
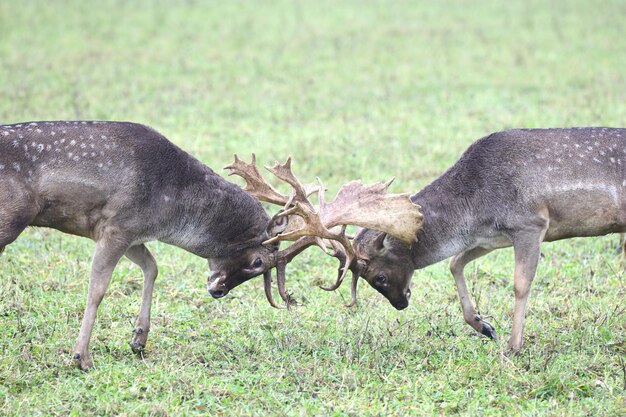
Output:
[
  {"xmin": 226, "ymin": 154, "xmax": 424, "ymax": 308},
  {"xmin": 263, "ymin": 159, "xmax": 423, "ymax": 307}
]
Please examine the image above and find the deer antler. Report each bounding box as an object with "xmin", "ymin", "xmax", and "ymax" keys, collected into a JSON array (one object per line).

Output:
[
  {"xmin": 225, "ymin": 154, "xmax": 322, "ymax": 207},
  {"xmin": 224, "ymin": 154, "xmax": 289, "ymax": 206},
  {"xmin": 225, "ymin": 155, "xmax": 338, "ymax": 307},
  {"xmin": 318, "ymin": 178, "xmax": 423, "ymax": 245},
  {"xmin": 226, "ymin": 155, "xmax": 423, "ymax": 308},
  {"xmin": 263, "ymin": 160, "xmax": 423, "ymax": 305}
]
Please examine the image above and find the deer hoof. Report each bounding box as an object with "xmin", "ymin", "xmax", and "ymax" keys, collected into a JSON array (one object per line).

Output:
[
  {"xmin": 480, "ymin": 321, "xmax": 497, "ymax": 339},
  {"xmin": 130, "ymin": 339, "xmax": 146, "ymax": 354},
  {"xmin": 130, "ymin": 328, "xmax": 148, "ymax": 354},
  {"xmin": 504, "ymin": 346, "xmax": 521, "ymax": 357},
  {"xmin": 69, "ymin": 352, "xmax": 93, "ymax": 371}
]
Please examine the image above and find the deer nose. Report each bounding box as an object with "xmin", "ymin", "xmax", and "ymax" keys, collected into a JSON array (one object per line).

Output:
[
  {"xmin": 209, "ymin": 283, "xmax": 229, "ymax": 298},
  {"xmin": 406, "ymin": 288, "xmax": 411, "ymax": 301},
  {"xmin": 207, "ymin": 275, "xmax": 229, "ymax": 298},
  {"xmin": 209, "ymin": 288, "xmax": 227, "ymax": 298}
]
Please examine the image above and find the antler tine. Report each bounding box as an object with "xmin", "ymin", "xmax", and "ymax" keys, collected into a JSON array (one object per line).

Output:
[
  {"xmin": 265, "ymin": 157, "xmax": 310, "ymax": 201},
  {"xmin": 275, "ymin": 260, "xmax": 299, "ymax": 309},
  {"xmin": 345, "ymin": 269, "xmax": 359, "ymax": 308},
  {"xmin": 318, "ymin": 228, "xmax": 355, "ymax": 291},
  {"xmin": 270, "ymin": 235, "xmax": 351, "ymax": 307},
  {"xmin": 263, "ymin": 270, "xmax": 284, "ymax": 309},
  {"xmin": 262, "ymin": 159, "xmax": 326, "ymax": 245},
  {"xmin": 260, "ymin": 236, "xmax": 323, "ymax": 309},
  {"xmin": 224, "ymin": 154, "xmax": 288, "ymax": 206}
]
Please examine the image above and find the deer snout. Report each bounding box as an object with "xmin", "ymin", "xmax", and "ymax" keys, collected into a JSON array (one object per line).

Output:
[
  {"xmin": 209, "ymin": 285, "xmax": 228, "ymax": 298},
  {"xmin": 207, "ymin": 272, "xmax": 229, "ymax": 298},
  {"xmin": 391, "ymin": 288, "xmax": 411, "ymax": 310}
]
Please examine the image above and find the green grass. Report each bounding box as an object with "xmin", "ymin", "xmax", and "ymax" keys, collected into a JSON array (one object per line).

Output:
[{"xmin": 1, "ymin": 0, "xmax": 625, "ymax": 415}]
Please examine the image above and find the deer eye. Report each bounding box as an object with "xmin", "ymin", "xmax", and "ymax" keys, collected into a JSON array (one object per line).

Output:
[
  {"xmin": 252, "ymin": 258, "xmax": 263, "ymax": 268},
  {"xmin": 375, "ymin": 273, "xmax": 387, "ymax": 286}
]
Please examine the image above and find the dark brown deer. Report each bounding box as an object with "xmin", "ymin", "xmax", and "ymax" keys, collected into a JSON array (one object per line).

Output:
[
  {"xmin": 349, "ymin": 127, "xmax": 626, "ymax": 352},
  {"xmin": 0, "ymin": 121, "xmax": 423, "ymax": 369},
  {"xmin": 0, "ymin": 121, "xmax": 295, "ymax": 369}
]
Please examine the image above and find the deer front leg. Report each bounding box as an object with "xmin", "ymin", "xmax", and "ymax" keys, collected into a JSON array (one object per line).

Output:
[
  {"xmin": 72, "ymin": 236, "xmax": 128, "ymax": 370},
  {"xmin": 0, "ymin": 182, "xmax": 38, "ymax": 255},
  {"xmin": 450, "ymin": 246, "xmax": 496, "ymax": 339},
  {"xmin": 508, "ymin": 230, "xmax": 544, "ymax": 353},
  {"xmin": 125, "ymin": 244, "xmax": 158, "ymax": 354}
]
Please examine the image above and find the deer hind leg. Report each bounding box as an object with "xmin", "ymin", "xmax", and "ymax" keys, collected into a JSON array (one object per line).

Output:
[
  {"xmin": 507, "ymin": 229, "xmax": 544, "ymax": 353},
  {"xmin": 125, "ymin": 244, "xmax": 158, "ymax": 354},
  {"xmin": 72, "ymin": 231, "xmax": 129, "ymax": 370},
  {"xmin": 450, "ymin": 246, "xmax": 496, "ymax": 339}
]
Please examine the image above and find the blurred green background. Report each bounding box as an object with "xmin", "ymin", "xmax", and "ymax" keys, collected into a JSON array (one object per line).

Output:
[{"xmin": 1, "ymin": 1, "xmax": 625, "ymax": 415}]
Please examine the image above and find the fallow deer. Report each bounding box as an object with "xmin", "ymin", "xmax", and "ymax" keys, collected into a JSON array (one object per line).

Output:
[{"xmin": 349, "ymin": 127, "xmax": 626, "ymax": 352}]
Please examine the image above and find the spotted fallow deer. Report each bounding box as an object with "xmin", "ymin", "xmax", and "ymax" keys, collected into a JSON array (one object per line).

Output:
[
  {"xmin": 0, "ymin": 121, "xmax": 423, "ymax": 369},
  {"xmin": 348, "ymin": 127, "xmax": 626, "ymax": 352}
]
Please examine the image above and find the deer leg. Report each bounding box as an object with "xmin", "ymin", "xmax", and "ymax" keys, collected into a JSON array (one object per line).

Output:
[
  {"xmin": 125, "ymin": 244, "xmax": 158, "ymax": 354},
  {"xmin": 450, "ymin": 246, "xmax": 496, "ymax": 339},
  {"xmin": 72, "ymin": 234, "xmax": 129, "ymax": 370},
  {"xmin": 507, "ymin": 230, "xmax": 544, "ymax": 353}
]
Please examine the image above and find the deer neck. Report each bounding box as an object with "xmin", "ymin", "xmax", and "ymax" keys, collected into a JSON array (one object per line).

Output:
[
  {"xmin": 159, "ymin": 162, "xmax": 269, "ymax": 259},
  {"xmin": 410, "ymin": 178, "xmax": 477, "ymax": 268}
]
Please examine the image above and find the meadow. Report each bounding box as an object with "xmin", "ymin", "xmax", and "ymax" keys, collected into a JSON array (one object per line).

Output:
[{"xmin": 0, "ymin": 0, "xmax": 625, "ymax": 415}]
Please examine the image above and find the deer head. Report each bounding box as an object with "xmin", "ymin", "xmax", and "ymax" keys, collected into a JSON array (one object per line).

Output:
[
  {"xmin": 351, "ymin": 229, "xmax": 416, "ymax": 310},
  {"xmin": 214, "ymin": 154, "xmax": 424, "ymax": 308}
]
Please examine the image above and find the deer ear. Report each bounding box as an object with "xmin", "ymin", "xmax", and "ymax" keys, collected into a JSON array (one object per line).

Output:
[
  {"xmin": 373, "ymin": 232, "xmax": 390, "ymax": 254},
  {"xmin": 266, "ymin": 213, "xmax": 289, "ymax": 238}
]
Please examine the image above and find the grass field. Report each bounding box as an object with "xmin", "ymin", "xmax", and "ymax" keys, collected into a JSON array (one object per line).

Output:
[{"xmin": 1, "ymin": 0, "xmax": 625, "ymax": 415}]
